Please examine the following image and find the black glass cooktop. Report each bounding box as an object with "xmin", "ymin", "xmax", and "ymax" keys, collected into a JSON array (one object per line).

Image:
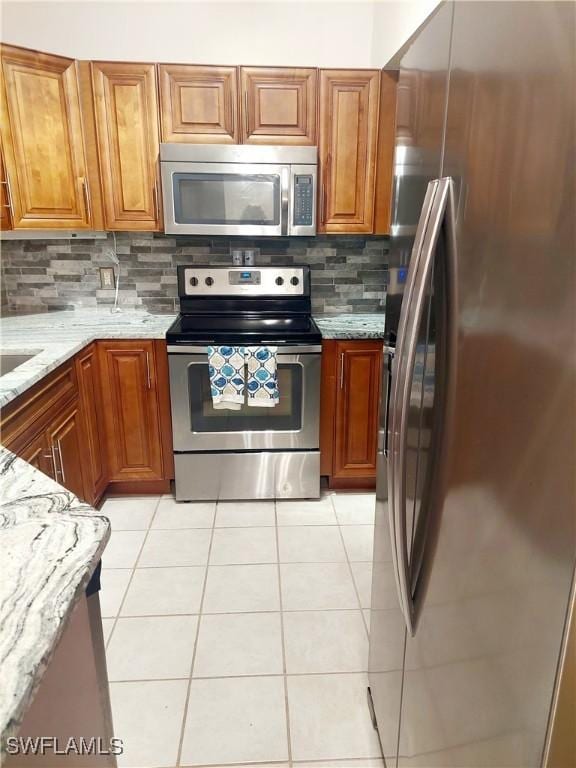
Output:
[{"xmin": 166, "ymin": 313, "xmax": 322, "ymax": 346}]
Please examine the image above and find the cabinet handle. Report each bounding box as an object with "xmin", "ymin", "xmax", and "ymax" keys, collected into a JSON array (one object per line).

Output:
[
  {"xmin": 339, "ymin": 352, "xmax": 345, "ymax": 389},
  {"xmin": 153, "ymin": 182, "xmax": 160, "ymax": 223},
  {"xmin": 1, "ymin": 177, "xmax": 14, "ymax": 213},
  {"xmin": 51, "ymin": 444, "xmax": 62, "ymax": 482},
  {"xmin": 320, "ymin": 182, "xmax": 325, "ymax": 226},
  {"xmin": 56, "ymin": 439, "xmax": 66, "ymax": 484},
  {"xmin": 322, "ymin": 154, "xmax": 330, "ymax": 225},
  {"xmin": 81, "ymin": 177, "xmax": 92, "ymax": 223},
  {"xmin": 244, "ymin": 92, "xmax": 249, "ymax": 137},
  {"xmin": 43, "ymin": 452, "xmax": 56, "ymax": 476},
  {"xmin": 145, "ymin": 351, "xmax": 152, "ymax": 390}
]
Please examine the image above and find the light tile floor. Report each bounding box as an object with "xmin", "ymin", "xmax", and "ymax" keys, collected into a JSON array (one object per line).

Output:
[{"xmin": 100, "ymin": 492, "xmax": 382, "ymax": 768}]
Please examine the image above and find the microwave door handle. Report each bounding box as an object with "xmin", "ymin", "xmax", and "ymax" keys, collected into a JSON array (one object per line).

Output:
[{"xmin": 281, "ymin": 167, "xmax": 290, "ymax": 236}]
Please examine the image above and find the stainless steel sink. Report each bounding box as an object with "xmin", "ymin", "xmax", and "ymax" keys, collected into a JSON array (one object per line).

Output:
[{"xmin": 0, "ymin": 353, "xmax": 38, "ymax": 376}]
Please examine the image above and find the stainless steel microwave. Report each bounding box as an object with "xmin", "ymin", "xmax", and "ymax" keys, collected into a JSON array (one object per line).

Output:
[{"xmin": 160, "ymin": 144, "xmax": 317, "ymax": 237}]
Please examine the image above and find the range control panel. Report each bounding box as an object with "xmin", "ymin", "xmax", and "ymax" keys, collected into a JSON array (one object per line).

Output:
[
  {"xmin": 181, "ymin": 266, "xmax": 307, "ymax": 297},
  {"xmin": 293, "ymin": 175, "xmax": 314, "ymax": 227}
]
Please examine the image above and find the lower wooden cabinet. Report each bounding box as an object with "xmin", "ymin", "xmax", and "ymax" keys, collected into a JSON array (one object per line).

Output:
[
  {"xmin": 18, "ymin": 430, "xmax": 52, "ymax": 476},
  {"xmin": 1, "ymin": 338, "xmax": 174, "ymax": 501},
  {"xmin": 76, "ymin": 345, "xmax": 108, "ymax": 504},
  {"xmin": 45, "ymin": 402, "xmax": 86, "ymax": 500},
  {"xmin": 320, "ymin": 340, "xmax": 382, "ymax": 488},
  {"xmin": 98, "ymin": 339, "xmax": 173, "ymax": 490}
]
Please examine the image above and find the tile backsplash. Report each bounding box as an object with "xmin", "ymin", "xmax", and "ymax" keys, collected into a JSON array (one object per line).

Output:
[{"xmin": 0, "ymin": 233, "xmax": 390, "ymax": 315}]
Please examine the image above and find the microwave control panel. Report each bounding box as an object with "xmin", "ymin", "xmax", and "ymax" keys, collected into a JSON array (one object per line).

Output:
[{"xmin": 293, "ymin": 175, "xmax": 314, "ymax": 226}]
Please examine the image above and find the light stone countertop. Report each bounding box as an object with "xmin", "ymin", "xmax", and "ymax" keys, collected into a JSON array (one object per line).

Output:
[
  {"xmin": 314, "ymin": 313, "xmax": 387, "ymax": 340},
  {"xmin": 0, "ymin": 446, "xmax": 110, "ymax": 742},
  {"xmin": 0, "ymin": 308, "xmax": 387, "ymax": 409},
  {"xmin": 0, "ymin": 308, "xmax": 176, "ymax": 409}
]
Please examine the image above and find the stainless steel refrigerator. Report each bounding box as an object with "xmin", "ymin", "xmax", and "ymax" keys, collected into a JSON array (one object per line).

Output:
[{"xmin": 368, "ymin": 2, "xmax": 576, "ymax": 766}]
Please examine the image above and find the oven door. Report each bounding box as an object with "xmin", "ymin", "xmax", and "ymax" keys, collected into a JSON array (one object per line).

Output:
[
  {"xmin": 168, "ymin": 345, "xmax": 321, "ymax": 451},
  {"xmin": 161, "ymin": 161, "xmax": 290, "ymax": 236}
]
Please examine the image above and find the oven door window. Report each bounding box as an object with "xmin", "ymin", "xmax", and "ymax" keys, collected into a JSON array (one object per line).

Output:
[
  {"xmin": 188, "ymin": 363, "xmax": 302, "ymax": 432},
  {"xmin": 173, "ymin": 173, "xmax": 280, "ymax": 226}
]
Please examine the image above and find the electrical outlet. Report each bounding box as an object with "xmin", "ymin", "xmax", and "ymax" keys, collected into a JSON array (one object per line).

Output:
[{"xmin": 99, "ymin": 266, "xmax": 116, "ymax": 289}]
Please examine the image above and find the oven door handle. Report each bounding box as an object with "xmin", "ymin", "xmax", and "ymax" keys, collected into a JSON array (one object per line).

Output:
[{"xmin": 167, "ymin": 344, "xmax": 322, "ymax": 355}]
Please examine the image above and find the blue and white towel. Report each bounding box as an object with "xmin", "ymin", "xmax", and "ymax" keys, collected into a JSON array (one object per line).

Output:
[
  {"xmin": 207, "ymin": 345, "xmax": 279, "ymax": 409},
  {"xmin": 208, "ymin": 346, "xmax": 246, "ymax": 410},
  {"xmin": 245, "ymin": 346, "xmax": 279, "ymax": 408}
]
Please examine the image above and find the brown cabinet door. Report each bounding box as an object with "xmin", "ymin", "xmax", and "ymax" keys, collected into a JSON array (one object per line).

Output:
[
  {"xmin": 98, "ymin": 340, "xmax": 164, "ymax": 483},
  {"xmin": 159, "ymin": 64, "xmax": 238, "ymax": 144},
  {"xmin": 0, "ymin": 45, "xmax": 91, "ymax": 229},
  {"xmin": 333, "ymin": 342, "xmax": 382, "ymax": 481},
  {"xmin": 240, "ymin": 67, "xmax": 317, "ymax": 145},
  {"xmin": 0, "ymin": 152, "xmax": 11, "ymax": 230},
  {"xmin": 91, "ymin": 61, "xmax": 161, "ymax": 231},
  {"xmin": 318, "ymin": 69, "xmax": 380, "ymax": 233},
  {"xmin": 46, "ymin": 403, "xmax": 87, "ymax": 500},
  {"xmin": 76, "ymin": 344, "xmax": 108, "ymax": 505},
  {"xmin": 19, "ymin": 431, "xmax": 54, "ymax": 479}
]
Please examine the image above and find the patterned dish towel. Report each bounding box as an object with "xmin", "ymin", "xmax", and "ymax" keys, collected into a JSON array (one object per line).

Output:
[
  {"xmin": 245, "ymin": 346, "xmax": 279, "ymax": 407},
  {"xmin": 207, "ymin": 346, "xmax": 279, "ymax": 409},
  {"xmin": 207, "ymin": 346, "xmax": 246, "ymax": 410}
]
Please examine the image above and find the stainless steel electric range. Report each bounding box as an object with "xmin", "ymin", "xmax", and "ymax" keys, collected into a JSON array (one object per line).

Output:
[{"xmin": 166, "ymin": 264, "xmax": 322, "ymax": 501}]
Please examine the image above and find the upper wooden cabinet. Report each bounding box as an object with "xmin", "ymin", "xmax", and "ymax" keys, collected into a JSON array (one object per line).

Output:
[
  {"xmin": 159, "ymin": 64, "xmax": 238, "ymax": 143},
  {"xmin": 374, "ymin": 70, "xmax": 398, "ymax": 235},
  {"xmin": 240, "ymin": 67, "xmax": 317, "ymax": 145},
  {"xmin": 0, "ymin": 45, "xmax": 92, "ymax": 229},
  {"xmin": 318, "ymin": 69, "xmax": 380, "ymax": 233},
  {"xmin": 91, "ymin": 61, "xmax": 161, "ymax": 231}
]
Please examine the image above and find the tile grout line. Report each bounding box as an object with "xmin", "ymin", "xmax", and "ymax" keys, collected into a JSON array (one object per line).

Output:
[
  {"xmin": 106, "ymin": 669, "xmax": 376, "ymax": 684},
  {"xmin": 275, "ymin": 500, "xmax": 293, "ymax": 768},
  {"xmin": 333, "ymin": 499, "xmax": 371, "ymax": 642},
  {"xmin": 175, "ymin": 502, "xmax": 217, "ymax": 768},
  {"xmin": 102, "ymin": 606, "xmax": 372, "ymax": 620},
  {"xmin": 103, "ymin": 494, "xmax": 163, "ymax": 651}
]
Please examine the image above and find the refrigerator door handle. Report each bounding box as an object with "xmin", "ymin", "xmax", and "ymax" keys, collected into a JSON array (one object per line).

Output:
[
  {"xmin": 392, "ymin": 176, "xmax": 457, "ymax": 636},
  {"xmin": 388, "ymin": 179, "xmax": 439, "ymax": 634}
]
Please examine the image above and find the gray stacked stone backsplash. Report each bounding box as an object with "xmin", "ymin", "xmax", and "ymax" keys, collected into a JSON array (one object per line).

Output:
[{"xmin": 1, "ymin": 233, "xmax": 390, "ymax": 315}]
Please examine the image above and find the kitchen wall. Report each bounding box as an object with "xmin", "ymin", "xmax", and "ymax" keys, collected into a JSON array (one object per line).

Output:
[
  {"xmin": 1, "ymin": 0, "xmax": 439, "ymax": 68},
  {"xmin": 0, "ymin": 234, "xmax": 390, "ymax": 316}
]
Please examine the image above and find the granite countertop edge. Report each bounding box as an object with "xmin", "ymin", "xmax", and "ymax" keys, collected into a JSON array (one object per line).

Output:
[
  {"xmin": 0, "ymin": 446, "xmax": 110, "ymax": 744},
  {"xmin": 313, "ymin": 312, "xmax": 387, "ymax": 340},
  {"xmin": 0, "ymin": 309, "xmax": 386, "ymax": 409}
]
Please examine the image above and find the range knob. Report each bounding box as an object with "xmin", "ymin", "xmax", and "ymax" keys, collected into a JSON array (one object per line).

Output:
[
  {"xmin": 189, "ymin": 276, "xmax": 199, "ymax": 287},
  {"xmin": 205, "ymin": 276, "xmax": 214, "ymax": 286},
  {"xmin": 290, "ymin": 276, "xmax": 300, "ymax": 286},
  {"xmin": 275, "ymin": 276, "xmax": 284, "ymax": 286}
]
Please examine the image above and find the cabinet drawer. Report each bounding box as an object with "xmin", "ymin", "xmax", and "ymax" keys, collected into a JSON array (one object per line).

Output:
[{"xmin": 1, "ymin": 360, "xmax": 78, "ymax": 451}]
